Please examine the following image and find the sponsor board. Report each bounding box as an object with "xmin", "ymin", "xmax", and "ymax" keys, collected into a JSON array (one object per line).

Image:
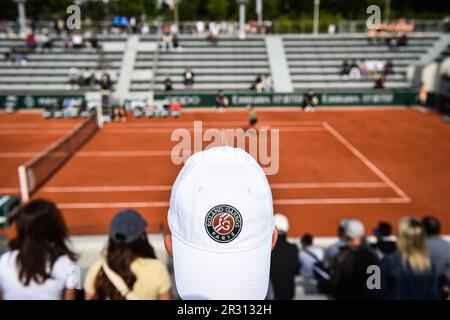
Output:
[{"xmin": 154, "ymin": 90, "xmax": 418, "ymax": 107}]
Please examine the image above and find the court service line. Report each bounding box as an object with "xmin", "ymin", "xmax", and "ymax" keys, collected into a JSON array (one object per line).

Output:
[
  {"xmin": 322, "ymin": 121, "xmax": 411, "ymax": 202},
  {"xmin": 102, "ymin": 120, "xmax": 324, "ymax": 128},
  {"xmin": 37, "ymin": 182, "xmax": 388, "ymax": 193},
  {"xmin": 274, "ymin": 197, "xmax": 410, "ymax": 205},
  {"xmin": 56, "ymin": 196, "xmax": 409, "ymax": 209},
  {"xmin": 0, "ymin": 188, "xmax": 20, "ymax": 193},
  {"xmin": 103, "ymin": 126, "xmax": 325, "ymax": 134}
]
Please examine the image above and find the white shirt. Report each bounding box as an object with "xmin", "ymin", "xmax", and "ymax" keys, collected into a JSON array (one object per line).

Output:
[
  {"xmin": 0, "ymin": 251, "xmax": 79, "ymax": 300},
  {"xmin": 299, "ymin": 247, "xmax": 324, "ymax": 279}
]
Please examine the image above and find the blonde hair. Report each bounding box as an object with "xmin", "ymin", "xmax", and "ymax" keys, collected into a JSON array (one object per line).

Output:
[{"xmin": 397, "ymin": 217, "xmax": 431, "ymax": 273}]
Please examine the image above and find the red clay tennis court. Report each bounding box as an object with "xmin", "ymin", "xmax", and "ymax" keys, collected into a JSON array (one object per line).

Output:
[{"xmin": 1, "ymin": 107, "xmax": 449, "ymax": 237}]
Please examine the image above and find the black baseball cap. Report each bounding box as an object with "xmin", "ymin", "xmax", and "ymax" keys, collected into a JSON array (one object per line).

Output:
[{"xmin": 109, "ymin": 209, "xmax": 148, "ymax": 243}]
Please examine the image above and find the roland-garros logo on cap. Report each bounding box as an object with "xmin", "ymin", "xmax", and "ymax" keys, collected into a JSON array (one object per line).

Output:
[{"xmin": 205, "ymin": 204, "xmax": 242, "ymax": 243}]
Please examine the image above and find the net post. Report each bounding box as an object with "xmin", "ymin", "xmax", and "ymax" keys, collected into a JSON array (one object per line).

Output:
[{"xmin": 18, "ymin": 165, "xmax": 29, "ymax": 203}]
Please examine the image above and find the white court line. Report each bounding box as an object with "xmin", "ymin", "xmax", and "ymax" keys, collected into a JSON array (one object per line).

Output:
[
  {"xmin": 103, "ymin": 120, "xmax": 323, "ymax": 128},
  {"xmin": 0, "ymin": 188, "xmax": 20, "ymax": 193},
  {"xmin": 37, "ymin": 182, "xmax": 388, "ymax": 193},
  {"xmin": 0, "ymin": 130, "xmax": 68, "ymax": 135},
  {"xmin": 104, "ymin": 126, "xmax": 325, "ymax": 134},
  {"xmin": 274, "ymin": 197, "xmax": 410, "ymax": 205},
  {"xmin": 0, "ymin": 152, "xmax": 37, "ymax": 158},
  {"xmin": 77, "ymin": 151, "xmax": 172, "ymax": 157},
  {"xmin": 322, "ymin": 121, "xmax": 411, "ymax": 202},
  {"xmin": 0, "ymin": 124, "xmax": 76, "ymax": 128},
  {"xmin": 271, "ymin": 182, "xmax": 387, "ymax": 189},
  {"xmin": 56, "ymin": 196, "xmax": 409, "ymax": 209}
]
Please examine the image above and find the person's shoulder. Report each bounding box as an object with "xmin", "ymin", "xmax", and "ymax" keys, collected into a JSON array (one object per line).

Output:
[
  {"xmin": 132, "ymin": 258, "xmax": 167, "ymax": 272},
  {"xmin": 0, "ymin": 250, "xmax": 15, "ymax": 266}
]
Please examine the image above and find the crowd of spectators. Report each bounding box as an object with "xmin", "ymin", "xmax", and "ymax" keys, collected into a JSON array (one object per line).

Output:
[
  {"xmin": 68, "ymin": 68, "xmax": 114, "ymax": 90},
  {"xmin": 340, "ymin": 59, "xmax": 393, "ymax": 89},
  {"xmin": 1, "ymin": 196, "xmax": 448, "ymax": 300},
  {"xmin": 367, "ymin": 18, "xmax": 414, "ymax": 47},
  {"xmin": 250, "ymin": 74, "xmax": 273, "ymax": 92},
  {"xmin": 270, "ymin": 214, "xmax": 450, "ymax": 300}
]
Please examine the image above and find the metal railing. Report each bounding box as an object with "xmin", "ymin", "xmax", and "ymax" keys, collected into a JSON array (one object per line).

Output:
[{"xmin": 0, "ymin": 18, "xmax": 447, "ymax": 36}]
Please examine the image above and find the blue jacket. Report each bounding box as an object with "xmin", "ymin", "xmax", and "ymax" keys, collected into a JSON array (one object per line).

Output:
[{"xmin": 380, "ymin": 252, "xmax": 440, "ymax": 300}]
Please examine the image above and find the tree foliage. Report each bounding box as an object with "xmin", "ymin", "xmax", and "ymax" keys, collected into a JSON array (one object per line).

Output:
[{"xmin": 0, "ymin": 0, "xmax": 448, "ymax": 21}]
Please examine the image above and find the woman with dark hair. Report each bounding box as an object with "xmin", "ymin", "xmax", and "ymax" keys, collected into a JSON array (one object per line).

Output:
[
  {"xmin": 84, "ymin": 210, "xmax": 171, "ymax": 300},
  {"xmin": 0, "ymin": 199, "xmax": 79, "ymax": 300}
]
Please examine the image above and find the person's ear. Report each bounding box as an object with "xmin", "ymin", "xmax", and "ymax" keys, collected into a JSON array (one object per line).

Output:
[
  {"xmin": 164, "ymin": 233, "xmax": 173, "ymax": 257},
  {"xmin": 271, "ymin": 227, "xmax": 278, "ymax": 250}
]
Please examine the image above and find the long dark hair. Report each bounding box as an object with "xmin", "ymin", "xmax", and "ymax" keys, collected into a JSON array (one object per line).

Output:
[
  {"xmin": 9, "ymin": 199, "xmax": 78, "ymax": 286},
  {"xmin": 93, "ymin": 233, "xmax": 156, "ymax": 300}
]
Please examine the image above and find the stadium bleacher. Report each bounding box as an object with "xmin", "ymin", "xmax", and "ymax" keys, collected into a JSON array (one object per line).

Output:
[
  {"xmin": 283, "ymin": 33, "xmax": 441, "ymax": 90},
  {"xmin": 1, "ymin": 33, "xmax": 445, "ymax": 96},
  {"xmin": 0, "ymin": 36, "xmax": 125, "ymax": 92},
  {"xmin": 148, "ymin": 35, "xmax": 270, "ymax": 92}
]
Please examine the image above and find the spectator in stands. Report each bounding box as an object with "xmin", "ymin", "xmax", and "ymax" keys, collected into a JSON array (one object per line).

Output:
[
  {"xmin": 331, "ymin": 219, "xmax": 379, "ymax": 300},
  {"xmin": 372, "ymin": 221, "xmax": 397, "ymax": 259},
  {"xmin": 164, "ymin": 76, "xmax": 173, "ymax": 91},
  {"xmin": 120, "ymin": 16, "xmax": 129, "ymax": 32},
  {"xmin": 72, "ymin": 33, "xmax": 83, "ymax": 49},
  {"xmin": 161, "ymin": 30, "xmax": 173, "ymax": 51},
  {"xmin": 263, "ymin": 75, "xmax": 274, "ymax": 92},
  {"xmin": 68, "ymin": 67, "xmax": 81, "ymax": 88},
  {"xmin": 349, "ymin": 64, "xmax": 361, "ymax": 80},
  {"xmin": 141, "ymin": 23, "xmax": 150, "ymax": 34},
  {"xmin": 374, "ymin": 74, "xmax": 385, "ymax": 89},
  {"xmin": 196, "ymin": 21, "xmax": 205, "ymax": 34},
  {"xmin": 383, "ymin": 60, "xmax": 394, "ymax": 75},
  {"xmin": 113, "ymin": 105, "xmax": 127, "ymax": 122},
  {"xmin": 299, "ymin": 233, "xmax": 324, "ymax": 279},
  {"xmin": 36, "ymin": 33, "xmax": 53, "ymax": 50},
  {"xmin": 170, "ymin": 101, "xmax": 182, "ymax": 118},
  {"xmin": 0, "ymin": 199, "xmax": 79, "ymax": 300},
  {"xmin": 172, "ymin": 33, "xmax": 181, "ymax": 52},
  {"xmin": 25, "ymin": 33, "xmax": 37, "ymax": 50},
  {"xmin": 340, "ymin": 60, "xmax": 351, "ymax": 76},
  {"xmin": 215, "ymin": 90, "xmax": 228, "ymax": 111},
  {"xmin": 422, "ymin": 216, "xmax": 450, "ymax": 299},
  {"xmin": 302, "ymin": 89, "xmax": 318, "ymax": 112},
  {"xmin": 88, "ymin": 32, "xmax": 101, "ymax": 51},
  {"xmin": 130, "ymin": 17, "xmax": 137, "ymax": 34},
  {"xmin": 250, "ymin": 74, "xmax": 263, "ymax": 91},
  {"xmin": 99, "ymin": 70, "xmax": 112, "ymax": 91},
  {"xmin": 380, "ymin": 217, "xmax": 440, "ymax": 300},
  {"xmin": 207, "ymin": 24, "xmax": 219, "ymax": 45},
  {"xmin": 323, "ymin": 220, "xmax": 348, "ymax": 269},
  {"xmin": 270, "ymin": 214, "xmax": 299, "ymax": 300},
  {"xmin": 183, "ymin": 67, "xmax": 194, "ymax": 88},
  {"xmin": 164, "ymin": 146, "xmax": 278, "ymax": 299},
  {"xmin": 84, "ymin": 210, "xmax": 171, "ymax": 300},
  {"xmin": 4, "ymin": 47, "xmax": 27, "ymax": 66}
]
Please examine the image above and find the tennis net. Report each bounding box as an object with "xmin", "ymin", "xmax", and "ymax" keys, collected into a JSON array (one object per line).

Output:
[{"xmin": 18, "ymin": 113, "xmax": 99, "ymax": 202}]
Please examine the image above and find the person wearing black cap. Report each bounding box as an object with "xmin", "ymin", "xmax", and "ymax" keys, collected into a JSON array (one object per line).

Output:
[
  {"xmin": 372, "ymin": 221, "xmax": 397, "ymax": 259},
  {"xmin": 84, "ymin": 210, "xmax": 171, "ymax": 300}
]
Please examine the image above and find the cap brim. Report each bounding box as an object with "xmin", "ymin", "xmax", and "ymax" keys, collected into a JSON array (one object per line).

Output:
[{"xmin": 172, "ymin": 234, "xmax": 272, "ymax": 300}]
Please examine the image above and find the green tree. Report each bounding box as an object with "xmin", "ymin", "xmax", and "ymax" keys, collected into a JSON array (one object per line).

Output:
[{"xmin": 207, "ymin": 0, "xmax": 229, "ymax": 20}]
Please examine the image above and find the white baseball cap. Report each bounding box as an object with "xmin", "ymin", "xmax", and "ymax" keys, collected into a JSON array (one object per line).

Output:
[
  {"xmin": 168, "ymin": 146, "xmax": 275, "ymax": 300},
  {"xmin": 274, "ymin": 213, "xmax": 289, "ymax": 234}
]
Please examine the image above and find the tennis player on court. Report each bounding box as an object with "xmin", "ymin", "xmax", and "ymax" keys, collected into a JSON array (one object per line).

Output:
[{"xmin": 248, "ymin": 104, "xmax": 258, "ymax": 128}]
